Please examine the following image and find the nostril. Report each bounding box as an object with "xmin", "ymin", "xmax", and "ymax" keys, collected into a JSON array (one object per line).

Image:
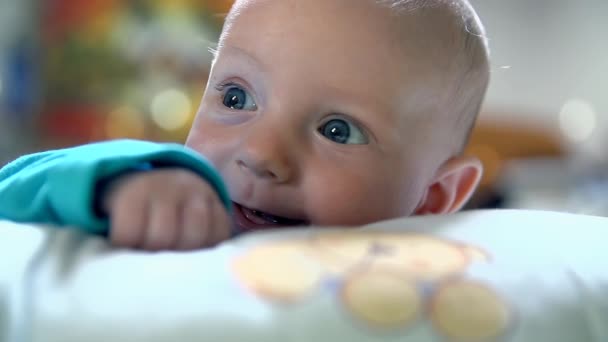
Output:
[
  {"xmin": 237, "ymin": 160, "xmax": 248, "ymax": 170},
  {"xmin": 264, "ymin": 170, "xmax": 277, "ymax": 179},
  {"xmin": 237, "ymin": 159, "xmax": 276, "ymax": 179},
  {"xmin": 236, "ymin": 156, "xmax": 288, "ymax": 182}
]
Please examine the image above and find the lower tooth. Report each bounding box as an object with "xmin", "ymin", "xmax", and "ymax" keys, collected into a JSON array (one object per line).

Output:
[
  {"xmin": 262, "ymin": 214, "xmax": 280, "ymax": 224},
  {"xmin": 253, "ymin": 210, "xmax": 280, "ymax": 224}
]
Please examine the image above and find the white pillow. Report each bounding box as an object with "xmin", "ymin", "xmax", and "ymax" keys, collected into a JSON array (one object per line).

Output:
[{"xmin": 1, "ymin": 209, "xmax": 607, "ymax": 342}]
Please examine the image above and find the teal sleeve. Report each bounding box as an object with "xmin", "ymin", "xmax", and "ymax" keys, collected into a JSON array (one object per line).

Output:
[{"xmin": 0, "ymin": 139, "xmax": 231, "ymax": 235}]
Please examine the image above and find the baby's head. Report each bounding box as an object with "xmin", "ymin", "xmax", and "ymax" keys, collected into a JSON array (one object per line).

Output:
[{"xmin": 186, "ymin": 0, "xmax": 490, "ymax": 232}]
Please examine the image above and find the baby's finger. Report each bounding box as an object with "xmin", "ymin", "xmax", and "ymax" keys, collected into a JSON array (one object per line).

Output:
[
  {"xmin": 175, "ymin": 195, "xmax": 212, "ymax": 250},
  {"xmin": 207, "ymin": 198, "xmax": 232, "ymax": 246},
  {"xmin": 141, "ymin": 198, "xmax": 181, "ymax": 251},
  {"xmin": 109, "ymin": 192, "xmax": 149, "ymax": 249}
]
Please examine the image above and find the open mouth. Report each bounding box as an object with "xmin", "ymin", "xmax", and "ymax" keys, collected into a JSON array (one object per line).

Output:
[{"xmin": 233, "ymin": 202, "xmax": 307, "ymax": 232}]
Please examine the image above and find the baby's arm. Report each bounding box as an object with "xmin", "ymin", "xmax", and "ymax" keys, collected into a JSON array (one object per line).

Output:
[{"xmin": 0, "ymin": 140, "xmax": 232, "ymax": 249}]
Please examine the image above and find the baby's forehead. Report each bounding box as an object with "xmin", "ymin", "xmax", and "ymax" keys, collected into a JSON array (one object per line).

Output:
[
  {"xmin": 222, "ymin": 0, "xmax": 486, "ymax": 146},
  {"xmin": 228, "ymin": 0, "xmax": 470, "ymax": 67}
]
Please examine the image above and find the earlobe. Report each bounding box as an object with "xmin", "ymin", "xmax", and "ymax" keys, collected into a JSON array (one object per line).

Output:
[{"xmin": 415, "ymin": 157, "xmax": 483, "ymax": 215}]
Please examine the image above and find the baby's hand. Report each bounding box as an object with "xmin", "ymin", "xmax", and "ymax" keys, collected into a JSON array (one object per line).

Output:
[{"xmin": 100, "ymin": 168, "xmax": 231, "ymax": 251}]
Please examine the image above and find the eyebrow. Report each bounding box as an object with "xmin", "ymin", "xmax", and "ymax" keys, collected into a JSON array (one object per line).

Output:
[{"xmin": 217, "ymin": 44, "xmax": 268, "ymax": 72}]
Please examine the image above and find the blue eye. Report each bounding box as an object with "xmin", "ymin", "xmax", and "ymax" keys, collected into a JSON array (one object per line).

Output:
[
  {"xmin": 222, "ymin": 85, "xmax": 257, "ymax": 111},
  {"xmin": 319, "ymin": 118, "xmax": 368, "ymax": 145}
]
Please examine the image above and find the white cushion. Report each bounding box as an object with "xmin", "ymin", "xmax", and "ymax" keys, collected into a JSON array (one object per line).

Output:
[{"xmin": 1, "ymin": 209, "xmax": 607, "ymax": 342}]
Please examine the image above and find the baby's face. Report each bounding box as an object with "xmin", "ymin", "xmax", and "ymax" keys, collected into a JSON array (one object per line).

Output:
[{"xmin": 187, "ymin": 0, "xmax": 452, "ymax": 232}]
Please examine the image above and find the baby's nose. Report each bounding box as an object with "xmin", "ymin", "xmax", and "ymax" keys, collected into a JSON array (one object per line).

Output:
[
  {"xmin": 237, "ymin": 158, "xmax": 290, "ymax": 182},
  {"xmin": 235, "ymin": 134, "xmax": 293, "ymax": 183}
]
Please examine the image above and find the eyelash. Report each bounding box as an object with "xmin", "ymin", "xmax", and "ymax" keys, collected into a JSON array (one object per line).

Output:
[
  {"xmin": 214, "ymin": 80, "xmax": 258, "ymax": 111},
  {"xmin": 214, "ymin": 81, "xmax": 240, "ymax": 92}
]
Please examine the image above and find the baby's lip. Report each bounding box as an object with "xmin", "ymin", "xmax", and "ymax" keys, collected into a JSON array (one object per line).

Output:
[{"xmin": 232, "ymin": 202, "xmax": 308, "ymax": 233}]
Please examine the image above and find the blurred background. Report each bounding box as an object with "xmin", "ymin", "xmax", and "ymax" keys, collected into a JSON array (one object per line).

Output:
[{"xmin": 0, "ymin": 0, "xmax": 606, "ymax": 215}]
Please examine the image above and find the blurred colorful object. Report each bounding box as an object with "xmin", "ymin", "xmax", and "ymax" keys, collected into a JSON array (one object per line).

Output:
[
  {"xmin": 3, "ymin": 41, "xmax": 39, "ymax": 122},
  {"xmin": 39, "ymin": 0, "xmax": 232, "ymax": 147}
]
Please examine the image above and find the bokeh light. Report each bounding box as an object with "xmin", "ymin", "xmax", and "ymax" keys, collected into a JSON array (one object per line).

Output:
[
  {"xmin": 559, "ymin": 99, "xmax": 597, "ymax": 143},
  {"xmin": 150, "ymin": 88, "xmax": 192, "ymax": 131}
]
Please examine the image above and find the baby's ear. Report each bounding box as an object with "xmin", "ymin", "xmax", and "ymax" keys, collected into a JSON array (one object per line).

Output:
[{"xmin": 415, "ymin": 156, "xmax": 483, "ymax": 215}]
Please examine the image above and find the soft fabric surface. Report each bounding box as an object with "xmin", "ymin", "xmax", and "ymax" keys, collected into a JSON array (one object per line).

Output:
[{"xmin": 1, "ymin": 209, "xmax": 607, "ymax": 342}]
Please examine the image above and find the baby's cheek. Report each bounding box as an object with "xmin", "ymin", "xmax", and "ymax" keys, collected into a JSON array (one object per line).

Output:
[
  {"xmin": 304, "ymin": 173, "xmax": 417, "ymax": 226},
  {"xmin": 186, "ymin": 120, "xmax": 232, "ymax": 167},
  {"xmin": 186, "ymin": 120, "xmax": 211, "ymax": 152}
]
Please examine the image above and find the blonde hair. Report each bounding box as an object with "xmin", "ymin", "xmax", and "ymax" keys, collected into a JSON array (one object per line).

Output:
[{"xmin": 382, "ymin": 0, "xmax": 490, "ymax": 153}]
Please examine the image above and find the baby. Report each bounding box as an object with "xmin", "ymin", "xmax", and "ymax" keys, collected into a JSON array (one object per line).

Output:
[{"xmin": 0, "ymin": 0, "xmax": 489, "ymax": 251}]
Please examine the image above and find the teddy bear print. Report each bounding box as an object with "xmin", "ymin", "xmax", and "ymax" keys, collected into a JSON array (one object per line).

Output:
[{"xmin": 231, "ymin": 232, "xmax": 512, "ymax": 341}]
